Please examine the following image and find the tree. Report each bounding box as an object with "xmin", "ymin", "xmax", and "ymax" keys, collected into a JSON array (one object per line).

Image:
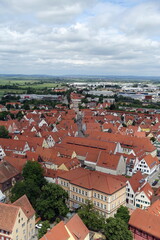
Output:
[
  {"xmin": 38, "ymin": 221, "xmax": 50, "ymax": 239},
  {"xmin": 11, "ymin": 161, "xmax": 47, "ymax": 208},
  {"xmin": 98, "ymin": 94, "xmax": 103, "ymax": 104},
  {"xmin": 11, "ymin": 179, "xmax": 41, "ymax": 208},
  {"xmin": 114, "ymin": 206, "xmax": 130, "ymax": 224},
  {"xmin": 22, "ymin": 103, "xmax": 30, "ymax": 110},
  {"xmin": 78, "ymin": 200, "xmax": 105, "ymax": 232},
  {"xmin": 150, "ymin": 136, "xmax": 156, "ymax": 143},
  {"xmin": 22, "ymin": 161, "xmax": 47, "ymax": 189},
  {"xmin": 110, "ymin": 104, "xmax": 116, "ymax": 110},
  {"xmin": 0, "ymin": 126, "xmax": 10, "ymax": 138},
  {"xmin": 16, "ymin": 111, "xmax": 24, "ymax": 121},
  {"xmin": 36, "ymin": 183, "xmax": 69, "ymax": 222},
  {"xmin": 103, "ymin": 217, "xmax": 133, "ymax": 240},
  {"xmin": 6, "ymin": 104, "xmax": 12, "ymax": 110}
]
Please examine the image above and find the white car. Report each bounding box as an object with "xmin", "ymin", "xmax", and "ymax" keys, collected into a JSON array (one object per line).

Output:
[{"xmin": 35, "ymin": 223, "xmax": 42, "ymax": 229}]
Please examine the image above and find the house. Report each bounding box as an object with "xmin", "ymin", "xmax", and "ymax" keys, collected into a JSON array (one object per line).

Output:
[
  {"xmin": 0, "ymin": 195, "xmax": 35, "ymax": 240},
  {"xmin": 13, "ymin": 195, "xmax": 36, "ymax": 240},
  {"xmin": 58, "ymin": 168, "xmax": 126, "ymax": 218},
  {"xmin": 95, "ymin": 152, "xmax": 126, "ymax": 175},
  {"xmin": 135, "ymin": 154, "xmax": 159, "ymax": 176},
  {"xmin": 87, "ymin": 132, "xmax": 157, "ymax": 157},
  {"xmin": 40, "ymin": 214, "xmax": 90, "ymax": 240},
  {"xmin": 129, "ymin": 208, "xmax": 160, "ymax": 240},
  {"xmin": 135, "ymin": 183, "xmax": 153, "ymax": 209},
  {"xmin": 0, "ymin": 161, "xmax": 22, "ymax": 202},
  {"xmin": 126, "ymin": 171, "xmax": 146, "ymax": 208},
  {"xmin": 0, "ymin": 139, "xmax": 30, "ymax": 155}
]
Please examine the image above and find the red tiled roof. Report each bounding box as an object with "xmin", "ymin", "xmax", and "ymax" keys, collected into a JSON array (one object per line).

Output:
[
  {"xmin": 128, "ymin": 171, "xmax": 144, "ymax": 193},
  {"xmin": 143, "ymin": 154, "xmax": 159, "ymax": 169},
  {"xmin": 13, "ymin": 195, "xmax": 35, "ymax": 219},
  {"xmin": 129, "ymin": 208, "xmax": 160, "ymax": 239},
  {"xmin": 4, "ymin": 156, "xmax": 27, "ymax": 172},
  {"xmin": 0, "ymin": 203, "xmax": 20, "ymax": 232},
  {"xmin": 66, "ymin": 214, "xmax": 89, "ymax": 240},
  {"xmin": 58, "ymin": 168, "xmax": 126, "ymax": 195},
  {"xmin": 40, "ymin": 221, "xmax": 69, "ymax": 240}
]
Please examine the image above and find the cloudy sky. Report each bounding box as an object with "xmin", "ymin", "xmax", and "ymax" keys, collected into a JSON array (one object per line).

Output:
[{"xmin": 0, "ymin": 0, "xmax": 160, "ymax": 76}]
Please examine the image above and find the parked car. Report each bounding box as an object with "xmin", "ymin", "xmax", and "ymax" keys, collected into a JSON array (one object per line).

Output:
[
  {"xmin": 152, "ymin": 180, "xmax": 159, "ymax": 186},
  {"xmin": 35, "ymin": 223, "xmax": 42, "ymax": 229}
]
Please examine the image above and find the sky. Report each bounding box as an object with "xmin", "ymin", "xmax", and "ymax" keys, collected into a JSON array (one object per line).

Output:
[{"xmin": 0, "ymin": 0, "xmax": 160, "ymax": 76}]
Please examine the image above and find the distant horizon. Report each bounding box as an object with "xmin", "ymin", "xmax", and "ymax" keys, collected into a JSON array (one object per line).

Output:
[{"xmin": 0, "ymin": 73, "xmax": 160, "ymax": 79}]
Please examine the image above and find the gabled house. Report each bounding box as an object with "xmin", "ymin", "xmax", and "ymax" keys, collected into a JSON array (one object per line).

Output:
[
  {"xmin": 40, "ymin": 214, "xmax": 89, "ymax": 240},
  {"xmin": 135, "ymin": 183, "xmax": 153, "ymax": 209},
  {"xmin": 0, "ymin": 195, "xmax": 35, "ymax": 240},
  {"xmin": 135, "ymin": 154, "xmax": 159, "ymax": 175},
  {"xmin": 129, "ymin": 208, "xmax": 160, "ymax": 240},
  {"xmin": 13, "ymin": 195, "xmax": 35, "ymax": 240},
  {"xmin": 0, "ymin": 161, "xmax": 22, "ymax": 202},
  {"xmin": 126, "ymin": 171, "xmax": 146, "ymax": 208}
]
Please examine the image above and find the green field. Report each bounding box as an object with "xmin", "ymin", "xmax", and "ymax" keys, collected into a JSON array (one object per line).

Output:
[{"xmin": 0, "ymin": 77, "xmax": 62, "ymax": 99}]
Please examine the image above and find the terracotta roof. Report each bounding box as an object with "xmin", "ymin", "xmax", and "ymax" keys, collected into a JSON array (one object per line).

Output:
[
  {"xmin": 66, "ymin": 214, "xmax": 89, "ymax": 240},
  {"xmin": 128, "ymin": 171, "xmax": 144, "ymax": 193},
  {"xmin": 0, "ymin": 161, "xmax": 20, "ymax": 184},
  {"xmin": 40, "ymin": 221, "xmax": 70, "ymax": 240},
  {"xmin": 147, "ymin": 199, "xmax": 160, "ymax": 216},
  {"xmin": 97, "ymin": 152, "xmax": 122, "ymax": 170},
  {"xmin": 137, "ymin": 182, "xmax": 153, "ymax": 200},
  {"xmin": 58, "ymin": 168, "xmax": 126, "ymax": 195},
  {"xmin": 63, "ymin": 136, "xmax": 117, "ymax": 152},
  {"xmin": 0, "ymin": 139, "xmax": 29, "ymax": 152},
  {"xmin": 4, "ymin": 156, "xmax": 27, "ymax": 172},
  {"xmin": 0, "ymin": 203, "xmax": 20, "ymax": 232},
  {"xmin": 129, "ymin": 208, "xmax": 160, "ymax": 239},
  {"xmin": 87, "ymin": 132, "xmax": 156, "ymax": 153},
  {"xmin": 143, "ymin": 154, "xmax": 159, "ymax": 169},
  {"xmin": 13, "ymin": 195, "xmax": 35, "ymax": 219}
]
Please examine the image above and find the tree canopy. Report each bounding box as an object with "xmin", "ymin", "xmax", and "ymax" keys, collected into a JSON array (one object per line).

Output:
[
  {"xmin": 22, "ymin": 160, "xmax": 46, "ymax": 188},
  {"xmin": 38, "ymin": 221, "xmax": 50, "ymax": 239},
  {"xmin": 114, "ymin": 205, "xmax": 130, "ymax": 224},
  {"xmin": 0, "ymin": 125, "xmax": 10, "ymax": 138},
  {"xmin": 11, "ymin": 161, "xmax": 46, "ymax": 208},
  {"xmin": 36, "ymin": 183, "xmax": 69, "ymax": 222},
  {"xmin": 104, "ymin": 217, "xmax": 133, "ymax": 240},
  {"xmin": 78, "ymin": 200, "xmax": 105, "ymax": 232}
]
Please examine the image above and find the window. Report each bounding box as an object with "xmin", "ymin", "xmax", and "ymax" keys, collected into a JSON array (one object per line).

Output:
[
  {"xmin": 101, "ymin": 195, "xmax": 103, "ymax": 200},
  {"xmin": 22, "ymin": 223, "xmax": 25, "ymax": 228},
  {"xmin": 16, "ymin": 228, "xmax": 18, "ymax": 233},
  {"xmin": 76, "ymin": 188, "xmax": 78, "ymax": 193},
  {"xmin": 104, "ymin": 196, "xmax": 107, "ymax": 201},
  {"xmin": 104, "ymin": 205, "xmax": 106, "ymax": 209},
  {"xmin": 85, "ymin": 192, "xmax": 88, "ymax": 196},
  {"xmin": 94, "ymin": 193, "xmax": 96, "ymax": 198},
  {"xmin": 79, "ymin": 189, "xmax": 81, "ymax": 194},
  {"xmin": 97, "ymin": 194, "xmax": 100, "ymax": 199},
  {"xmin": 82, "ymin": 190, "xmax": 84, "ymax": 195},
  {"xmin": 72, "ymin": 187, "xmax": 75, "ymax": 191}
]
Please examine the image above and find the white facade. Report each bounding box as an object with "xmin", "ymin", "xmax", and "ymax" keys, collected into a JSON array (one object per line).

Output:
[{"xmin": 135, "ymin": 191, "xmax": 152, "ymax": 209}]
